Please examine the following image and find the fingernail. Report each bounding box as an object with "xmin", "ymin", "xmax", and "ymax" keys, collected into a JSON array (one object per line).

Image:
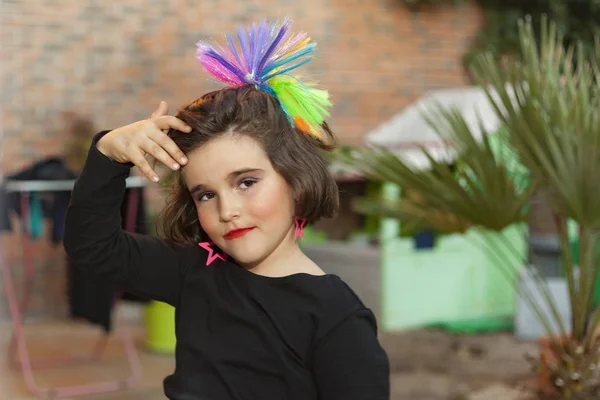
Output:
[
  {"xmin": 180, "ymin": 157, "xmax": 187, "ymax": 164},
  {"xmin": 173, "ymin": 163, "xmax": 180, "ymax": 170},
  {"xmin": 153, "ymin": 176, "xmax": 159, "ymax": 182},
  {"xmin": 185, "ymin": 126, "xmax": 192, "ymax": 132}
]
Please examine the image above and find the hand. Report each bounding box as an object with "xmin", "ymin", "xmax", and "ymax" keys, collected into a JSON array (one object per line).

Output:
[{"xmin": 97, "ymin": 101, "xmax": 191, "ymax": 182}]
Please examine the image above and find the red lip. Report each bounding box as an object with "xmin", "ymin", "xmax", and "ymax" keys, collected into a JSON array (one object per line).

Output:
[{"xmin": 224, "ymin": 227, "xmax": 255, "ymax": 240}]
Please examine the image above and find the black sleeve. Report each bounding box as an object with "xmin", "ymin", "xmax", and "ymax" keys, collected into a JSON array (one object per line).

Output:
[
  {"xmin": 312, "ymin": 310, "xmax": 390, "ymax": 400},
  {"xmin": 63, "ymin": 131, "xmax": 204, "ymax": 307}
]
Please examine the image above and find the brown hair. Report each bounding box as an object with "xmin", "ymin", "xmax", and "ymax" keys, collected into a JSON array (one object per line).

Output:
[{"xmin": 156, "ymin": 84, "xmax": 339, "ymax": 245}]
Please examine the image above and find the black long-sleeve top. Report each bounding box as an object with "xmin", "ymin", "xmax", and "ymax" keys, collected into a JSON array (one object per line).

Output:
[{"xmin": 63, "ymin": 131, "xmax": 390, "ymax": 400}]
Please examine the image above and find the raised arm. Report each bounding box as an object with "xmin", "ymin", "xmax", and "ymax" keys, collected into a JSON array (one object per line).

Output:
[{"xmin": 64, "ymin": 103, "xmax": 198, "ymax": 306}]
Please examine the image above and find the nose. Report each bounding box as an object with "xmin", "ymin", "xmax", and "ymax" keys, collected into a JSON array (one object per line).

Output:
[{"xmin": 218, "ymin": 192, "xmax": 240, "ymax": 223}]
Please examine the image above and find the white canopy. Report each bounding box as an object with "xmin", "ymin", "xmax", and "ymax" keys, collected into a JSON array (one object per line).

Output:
[{"xmin": 364, "ymin": 85, "xmax": 508, "ymax": 170}]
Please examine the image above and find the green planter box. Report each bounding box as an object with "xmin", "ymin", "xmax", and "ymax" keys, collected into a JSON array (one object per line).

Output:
[{"xmin": 379, "ymin": 184, "xmax": 526, "ymax": 332}]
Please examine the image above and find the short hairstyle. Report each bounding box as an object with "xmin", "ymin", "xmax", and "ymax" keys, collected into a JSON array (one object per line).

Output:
[{"xmin": 156, "ymin": 84, "xmax": 339, "ymax": 245}]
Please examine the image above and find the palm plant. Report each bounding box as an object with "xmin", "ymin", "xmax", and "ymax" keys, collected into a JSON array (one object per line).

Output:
[{"xmin": 335, "ymin": 16, "xmax": 600, "ymax": 398}]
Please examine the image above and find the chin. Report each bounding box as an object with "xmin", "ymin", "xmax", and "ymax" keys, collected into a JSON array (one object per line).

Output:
[
  {"xmin": 221, "ymin": 244, "xmax": 267, "ymax": 267},
  {"xmin": 230, "ymin": 252, "xmax": 266, "ymax": 268}
]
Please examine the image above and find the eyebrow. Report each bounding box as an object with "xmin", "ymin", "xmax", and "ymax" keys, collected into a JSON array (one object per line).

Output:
[{"xmin": 188, "ymin": 168, "xmax": 264, "ymax": 195}]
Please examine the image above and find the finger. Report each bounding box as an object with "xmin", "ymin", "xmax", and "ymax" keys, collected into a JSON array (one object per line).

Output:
[
  {"xmin": 150, "ymin": 101, "xmax": 169, "ymax": 119},
  {"xmin": 148, "ymin": 130, "xmax": 188, "ymax": 165},
  {"xmin": 154, "ymin": 115, "xmax": 192, "ymax": 133},
  {"xmin": 140, "ymin": 138, "xmax": 181, "ymax": 171},
  {"xmin": 131, "ymin": 151, "xmax": 161, "ymax": 182}
]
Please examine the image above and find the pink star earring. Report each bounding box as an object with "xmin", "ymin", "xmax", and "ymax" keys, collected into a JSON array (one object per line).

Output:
[
  {"xmin": 294, "ymin": 217, "xmax": 307, "ymax": 241},
  {"xmin": 198, "ymin": 241, "xmax": 228, "ymax": 266}
]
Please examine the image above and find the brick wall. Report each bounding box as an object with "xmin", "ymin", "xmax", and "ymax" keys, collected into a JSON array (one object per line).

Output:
[{"xmin": 0, "ymin": 0, "xmax": 483, "ymax": 320}]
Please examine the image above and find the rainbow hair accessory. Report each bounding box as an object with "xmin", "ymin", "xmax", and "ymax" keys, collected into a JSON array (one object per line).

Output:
[{"xmin": 196, "ymin": 18, "xmax": 331, "ymax": 139}]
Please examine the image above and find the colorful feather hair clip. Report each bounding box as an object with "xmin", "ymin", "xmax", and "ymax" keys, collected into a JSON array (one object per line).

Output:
[{"xmin": 196, "ymin": 18, "xmax": 331, "ymax": 140}]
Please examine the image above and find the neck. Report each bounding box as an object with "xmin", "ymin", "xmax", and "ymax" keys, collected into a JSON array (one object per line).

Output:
[{"xmin": 241, "ymin": 227, "xmax": 309, "ymax": 278}]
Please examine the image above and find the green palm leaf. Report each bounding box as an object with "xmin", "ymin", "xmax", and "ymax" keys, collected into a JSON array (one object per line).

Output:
[{"xmin": 471, "ymin": 17, "xmax": 600, "ymax": 229}]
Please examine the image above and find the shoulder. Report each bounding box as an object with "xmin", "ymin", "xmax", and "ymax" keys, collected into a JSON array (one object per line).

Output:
[
  {"xmin": 310, "ymin": 275, "xmax": 365, "ymax": 308},
  {"xmin": 309, "ymin": 275, "xmax": 378, "ymax": 342}
]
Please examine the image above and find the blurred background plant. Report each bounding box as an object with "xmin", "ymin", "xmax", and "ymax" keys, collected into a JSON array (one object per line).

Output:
[{"xmin": 335, "ymin": 16, "xmax": 600, "ymax": 398}]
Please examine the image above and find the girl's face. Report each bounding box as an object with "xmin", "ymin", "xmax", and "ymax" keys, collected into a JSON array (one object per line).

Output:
[{"xmin": 182, "ymin": 133, "xmax": 297, "ymax": 268}]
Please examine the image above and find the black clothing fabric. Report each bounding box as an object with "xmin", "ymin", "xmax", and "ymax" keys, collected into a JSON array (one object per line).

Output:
[
  {"xmin": 0, "ymin": 157, "xmax": 76, "ymax": 244},
  {"xmin": 64, "ymin": 131, "xmax": 390, "ymax": 400},
  {"xmin": 67, "ymin": 187, "xmax": 150, "ymax": 333},
  {"xmin": 67, "ymin": 260, "xmax": 115, "ymax": 331}
]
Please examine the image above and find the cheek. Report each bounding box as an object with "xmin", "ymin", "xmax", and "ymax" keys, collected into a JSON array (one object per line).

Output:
[
  {"xmin": 196, "ymin": 204, "xmax": 217, "ymax": 234},
  {"xmin": 249, "ymin": 180, "xmax": 294, "ymax": 222}
]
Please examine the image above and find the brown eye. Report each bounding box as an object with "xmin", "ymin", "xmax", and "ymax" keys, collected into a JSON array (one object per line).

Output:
[
  {"xmin": 238, "ymin": 178, "xmax": 258, "ymax": 190},
  {"xmin": 198, "ymin": 192, "xmax": 215, "ymax": 201}
]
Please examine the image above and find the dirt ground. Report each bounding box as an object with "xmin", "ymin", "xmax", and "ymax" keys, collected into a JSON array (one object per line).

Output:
[
  {"xmin": 381, "ymin": 329, "xmax": 539, "ymax": 400},
  {"xmin": 0, "ymin": 318, "xmax": 539, "ymax": 400}
]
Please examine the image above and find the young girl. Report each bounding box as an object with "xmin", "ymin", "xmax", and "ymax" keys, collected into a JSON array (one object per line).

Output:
[{"xmin": 64, "ymin": 19, "xmax": 390, "ymax": 400}]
